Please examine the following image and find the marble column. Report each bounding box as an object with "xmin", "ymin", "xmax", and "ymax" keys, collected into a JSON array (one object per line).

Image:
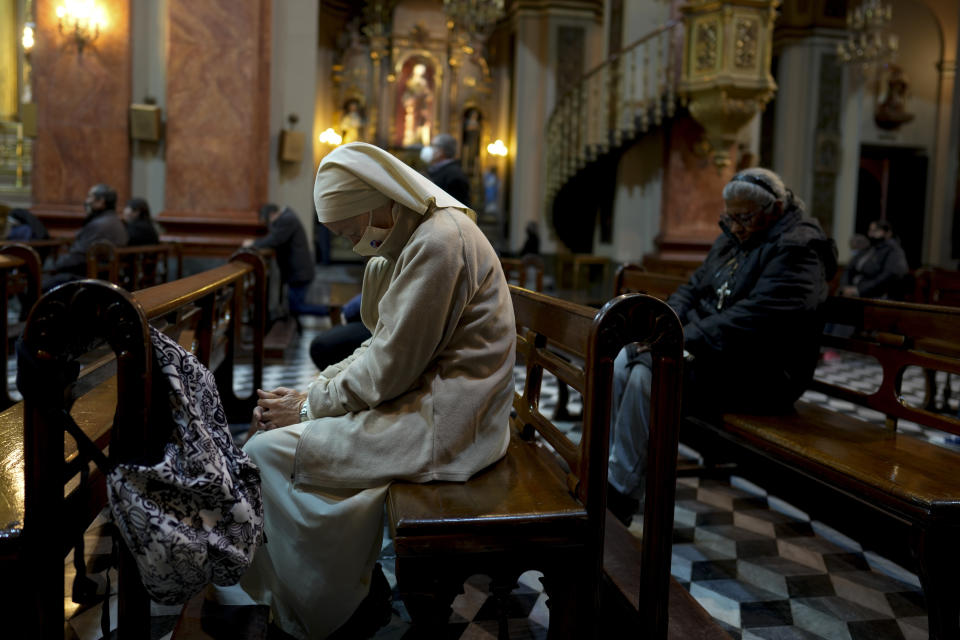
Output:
[
  {"xmin": 160, "ymin": 0, "xmax": 271, "ymax": 252},
  {"xmin": 656, "ymin": 115, "xmax": 735, "ymax": 259},
  {"xmin": 31, "ymin": 0, "xmax": 131, "ymax": 229}
]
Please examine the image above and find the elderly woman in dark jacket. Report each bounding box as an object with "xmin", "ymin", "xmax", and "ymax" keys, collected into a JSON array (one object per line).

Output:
[{"xmin": 607, "ymin": 168, "xmax": 838, "ymax": 524}]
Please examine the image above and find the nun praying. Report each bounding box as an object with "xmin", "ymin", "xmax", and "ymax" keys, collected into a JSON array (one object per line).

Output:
[{"xmin": 210, "ymin": 142, "xmax": 516, "ymax": 639}]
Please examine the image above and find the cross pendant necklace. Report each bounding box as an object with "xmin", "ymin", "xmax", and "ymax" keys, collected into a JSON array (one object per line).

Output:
[{"xmin": 716, "ymin": 281, "xmax": 732, "ymax": 310}]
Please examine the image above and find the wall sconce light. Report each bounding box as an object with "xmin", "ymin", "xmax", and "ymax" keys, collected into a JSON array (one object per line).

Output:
[
  {"xmin": 56, "ymin": 0, "xmax": 107, "ymax": 53},
  {"xmin": 22, "ymin": 23, "xmax": 35, "ymax": 53},
  {"xmin": 319, "ymin": 128, "xmax": 343, "ymax": 146},
  {"xmin": 486, "ymin": 139, "xmax": 508, "ymax": 157}
]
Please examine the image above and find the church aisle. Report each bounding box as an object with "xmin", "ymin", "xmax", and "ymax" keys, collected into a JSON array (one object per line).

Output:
[{"xmin": 58, "ymin": 325, "xmax": 954, "ymax": 640}]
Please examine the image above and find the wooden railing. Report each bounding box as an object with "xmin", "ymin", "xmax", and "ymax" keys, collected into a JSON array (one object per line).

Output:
[{"xmin": 546, "ymin": 21, "xmax": 682, "ymax": 206}]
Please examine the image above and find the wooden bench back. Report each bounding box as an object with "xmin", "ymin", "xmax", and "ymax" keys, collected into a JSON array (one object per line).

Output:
[
  {"xmin": 913, "ymin": 267, "xmax": 960, "ymax": 307},
  {"xmin": 817, "ymin": 296, "xmax": 960, "ymax": 434},
  {"xmin": 16, "ymin": 249, "xmax": 265, "ymax": 639},
  {"xmin": 85, "ymin": 239, "xmax": 182, "ymax": 290},
  {"xmin": 614, "ymin": 263, "xmax": 687, "ymax": 299},
  {"xmin": 501, "ymin": 255, "xmax": 545, "ymax": 292},
  {"xmin": 510, "ymin": 286, "xmax": 685, "ymax": 637}
]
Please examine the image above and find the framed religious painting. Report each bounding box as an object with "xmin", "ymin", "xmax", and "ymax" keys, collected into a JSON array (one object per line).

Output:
[{"xmin": 392, "ymin": 53, "xmax": 441, "ymax": 148}]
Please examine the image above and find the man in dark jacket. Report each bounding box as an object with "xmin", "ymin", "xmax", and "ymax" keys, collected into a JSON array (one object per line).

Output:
[
  {"xmin": 45, "ymin": 183, "xmax": 129, "ymax": 290},
  {"xmin": 838, "ymin": 220, "xmax": 908, "ymax": 299},
  {"xmin": 246, "ymin": 204, "xmax": 327, "ymax": 318},
  {"xmin": 607, "ymin": 168, "xmax": 838, "ymax": 524},
  {"xmin": 423, "ymin": 133, "xmax": 472, "ymax": 208}
]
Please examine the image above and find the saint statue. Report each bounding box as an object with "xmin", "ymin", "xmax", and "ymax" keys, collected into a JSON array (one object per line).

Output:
[
  {"xmin": 339, "ymin": 99, "xmax": 365, "ymax": 144},
  {"xmin": 874, "ymin": 64, "xmax": 915, "ymax": 131},
  {"xmin": 461, "ymin": 108, "xmax": 482, "ymax": 176}
]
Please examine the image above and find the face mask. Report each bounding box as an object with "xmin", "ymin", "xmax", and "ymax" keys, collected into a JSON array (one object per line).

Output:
[
  {"xmin": 352, "ymin": 211, "xmax": 392, "ymax": 256},
  {"xmin": 419, "ymin": 145, "xmax": 435, "ymax": 165}
]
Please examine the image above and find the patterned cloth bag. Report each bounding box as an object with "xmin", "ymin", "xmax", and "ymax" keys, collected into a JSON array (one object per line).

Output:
[{"xmin": 106, "ymin": 327, "xmax": 265, "ymax": 604}]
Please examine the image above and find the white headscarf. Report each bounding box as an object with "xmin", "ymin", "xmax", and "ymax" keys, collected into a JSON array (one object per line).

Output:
[{"xmin": 314, "ymin": 142, "xmax": 475, "ymax": 223}]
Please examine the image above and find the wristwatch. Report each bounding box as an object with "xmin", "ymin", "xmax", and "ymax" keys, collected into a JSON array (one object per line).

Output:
[{"xmin": 299, "ymin": 397, "xmax": 311, "ymax": 422}]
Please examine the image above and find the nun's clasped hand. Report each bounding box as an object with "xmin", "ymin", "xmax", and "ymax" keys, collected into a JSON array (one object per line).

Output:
[{"xmin": 253, "ymin": 387, "xmax": 308, "ymax": 432}]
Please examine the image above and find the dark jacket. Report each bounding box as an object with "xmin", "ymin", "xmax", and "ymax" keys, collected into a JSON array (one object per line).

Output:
[
  {"xmin": 839, "ymin": 238, "xmax": 908, "ymax": 299},
  {"xmin": 7, "ymin": 209, "xmax": 49, "ymax": 240},
  {"xmin": 126, "ymin": 219, "xmax": 160, "ymax": 246},
  {"xmin": 253, "ymin": 207, "xmax": 314, "ymax": 285},
  {"xmin": 53, "ymin": 209, "xmax": 129, "ymax": 275},
  {"xmin": 428, "ymin": 160, "xmax": 471, "ymax": 208},
  {"xmin": 667, "ymin": 207, "xmax": 838, "ymax": 413}
]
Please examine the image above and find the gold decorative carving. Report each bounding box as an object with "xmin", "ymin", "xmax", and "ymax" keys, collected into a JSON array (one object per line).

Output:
[
  {"xmin": 695, "ymin": 22, "xmax": 719, "ymax": 72},
  {"xmin": 679, "ymin": 0, "xmax": 779, "ymax": 168},
  {"xmin": 734, "ymin": 18, "xmax": 758, "ymax": 69}
]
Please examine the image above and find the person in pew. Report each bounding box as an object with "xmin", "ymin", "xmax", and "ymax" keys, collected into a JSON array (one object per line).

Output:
[
  {"xmin": 121, "ymin": 197, "xmax": 160, "ymax": 246},
  {"xmin": 6, "ymin": 207, "xmax": 49, "ymax": 242},
  {"xmin": 44, "ymin": 183, "xmax": 128, "ymax": 291},
  {"xmin": 244, "ymin": 203, "xmax": 329, "ymax": 320},
  {"xmin": 422, "ymin": 133, "xmax": 472, "ymax": 208},
  {"xmin": 607, "ymin": 168, "xmax": 838, "ymax": 525},
  {"xmin": 838, "ymin": 219, "xmax": 909, "ymax": 299},
  {"xmin": 212, "ymin": 142, "xmax": 514, "ymax": 639},
  {"xmin": 308, "ymin": 292, "xmax": 372, "ymax": 371}
]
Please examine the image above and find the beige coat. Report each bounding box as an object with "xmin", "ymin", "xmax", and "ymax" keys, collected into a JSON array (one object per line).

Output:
[{"xmin": 297, "ymin": 204, "xmax": 514, "ymax": 488}]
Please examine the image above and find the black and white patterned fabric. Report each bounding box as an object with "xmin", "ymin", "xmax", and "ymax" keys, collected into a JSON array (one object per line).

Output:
[{"xmin": 106, "ymin": 327, "xmax": 264, "ymax": 605}]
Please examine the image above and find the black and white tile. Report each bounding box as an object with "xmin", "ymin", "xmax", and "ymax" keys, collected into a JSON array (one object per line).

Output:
[{"xmin": 57, "ymin": 313, "xmax": 956, "ymax": 639}]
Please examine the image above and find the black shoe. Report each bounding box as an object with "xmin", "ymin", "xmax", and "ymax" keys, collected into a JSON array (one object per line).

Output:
[
  {"xmin": 327, "ymin": 563, "xmax": 393, "ymax": 639},
  {"xmin": 607, "ymin": 484, "xmax": 640, "ymax": 527}
]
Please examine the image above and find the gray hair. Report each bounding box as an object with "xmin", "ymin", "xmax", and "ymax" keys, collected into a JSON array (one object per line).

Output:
[
  {"xmin": 431, "ymin": 133, "xmax": 457, "ymax": 160},
  {"xmin": 721, "ymin": 168, "xmax": 788, "ymax": 211},
  {"xmin": 91, "ymin": 183, "xmax": 117, "ymax": 210}
]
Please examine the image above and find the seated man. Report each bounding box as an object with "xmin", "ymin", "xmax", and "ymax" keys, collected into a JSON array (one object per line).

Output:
[
  {"xmin": 422, "ymin": 133, "xmax": 471, "ymax": 208},
  {"xmin": 838, "ymin": 219, "xmax": 908, "ymax": 299},
  {"xmin": 45, "ymin": 183, "xmax": 128, "ymax": 290},
  {"xmin": 213, "ymin": 142, "xmax": 515, "ymax": 640},
  {"xmin": 245, "ymin": 203, "xmax": 327, "ymax": 319},
  {"xmin": 607, "ymin": 168, "xmax": 838, "ymax": 524}
]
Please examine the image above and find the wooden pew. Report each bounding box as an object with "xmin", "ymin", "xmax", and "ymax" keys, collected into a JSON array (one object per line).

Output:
[
  {"xmin": 614, "ymin": 263, "xmax": 688, "ymax": 300},
  {"xmin": 913, "ymin": 267, "xmax": 960, "ymax": 307},
  {"xmin": 500, "ymin": 255, "xmax": 545, "ymax": 291},
  {"xmin": 1, "ymin": 250, "xmax": 265, "ymax": 639},
  {"xmin": 685, "ymin": 296, "xmax": 960, "ymax": 639},
  {"xmin": 387, "ymin": 287, "xmax": 691, "ymax": 639},
  {"xmin": 0, "ymin": 244, "xmax": 41, "ymax": 408},
  {"xmin": 85, "ymin": 239, "xmax": 182, "ymax": 290}
]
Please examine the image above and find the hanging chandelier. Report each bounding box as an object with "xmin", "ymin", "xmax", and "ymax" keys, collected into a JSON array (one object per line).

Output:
[
  {"xmin": 442, "ymin": 0, "xmax": 505, "ymax": 40},
  {"xmin": 837, "ymin": 0, "xmax": 898, "ymax": 68}
]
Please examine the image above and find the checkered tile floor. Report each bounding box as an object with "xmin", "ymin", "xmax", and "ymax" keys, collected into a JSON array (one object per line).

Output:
[{"xmin": 54, "ymin": 316, "xmax": 959, "ymax": 639}]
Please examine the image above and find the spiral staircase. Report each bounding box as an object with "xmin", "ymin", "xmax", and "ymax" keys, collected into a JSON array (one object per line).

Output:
[{"xmin": 545, "ymin": 0, "xmax": 780, "ymax": 254}]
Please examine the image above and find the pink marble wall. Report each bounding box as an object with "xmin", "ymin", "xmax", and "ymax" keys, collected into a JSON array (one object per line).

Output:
[
  {"xmin": 32, "ymin": 0, "xmax": 131, "ymax": 215},
  {"xmin": 163, "ymin": 0, "xmax": 271, "ymax": 220},
  {"xmin": 658, "ymin": 116, "xmax": 736, "ymax": 259}
]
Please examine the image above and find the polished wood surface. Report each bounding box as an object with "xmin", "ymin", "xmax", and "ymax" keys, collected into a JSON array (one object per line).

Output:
[
  {"xmin": 85, "ymin": 241, "xmax": 182, "ymax": 290},
  {"xmin": 388, "ymin": 286, "xmax": 684, "ymax": 639},
  {"xmin": 6, "ymin": 249, "xmax": 266, "ymax": 638},
  {"xmin": 723, "ymin": 403, "xmax": 960, "ymax": 518},
  {"xmin": 695, "ymin": 295, "xmax": 960, "ymax": 640},
  {"xmin": 614, "ymin": 263, "xmax": 687, "ymax": 300}
]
